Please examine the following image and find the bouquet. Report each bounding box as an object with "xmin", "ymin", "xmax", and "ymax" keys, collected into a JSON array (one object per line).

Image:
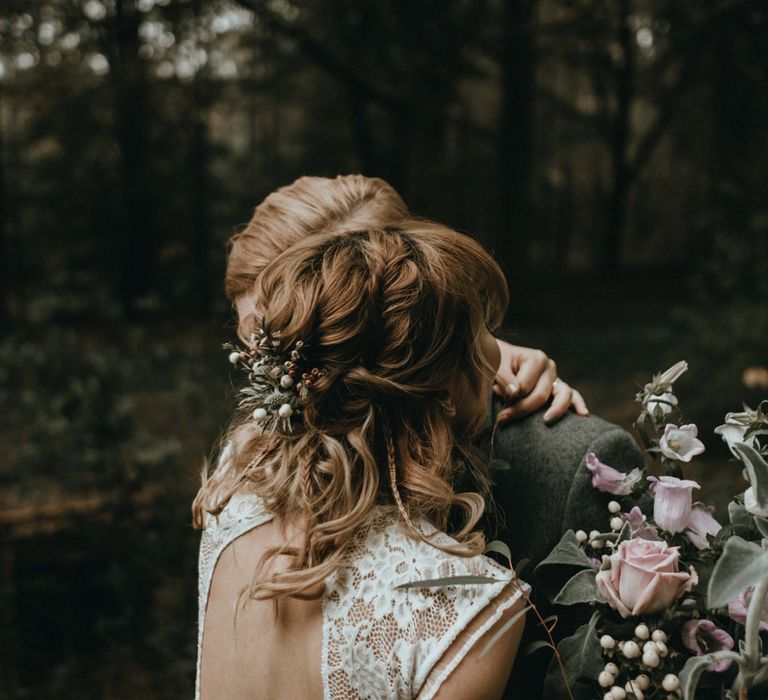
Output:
[{"xmin": 536, "ymin": 361, "xmax": 768, "ymax": 700}]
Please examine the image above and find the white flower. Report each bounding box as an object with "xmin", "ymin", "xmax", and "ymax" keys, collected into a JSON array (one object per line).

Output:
[
  {"xmin": 714, "ymin": 411, "xmax": 759, "ymax": 458},
  {"xmin": 659, "ymin": 423, "xmax": 705, "ymax": 462},
  {"xmin": 646, "ymin": 390, "xmax": 678, "ymax": 416},
  {"xmin": 744, "ymin": 487, "xmax": 768, "ymax": 518}
]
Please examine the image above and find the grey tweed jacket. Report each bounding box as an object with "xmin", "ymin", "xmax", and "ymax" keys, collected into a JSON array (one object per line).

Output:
[{"xmin": 475, "ymin": 396, "xmax": 646, "ymax": 700}]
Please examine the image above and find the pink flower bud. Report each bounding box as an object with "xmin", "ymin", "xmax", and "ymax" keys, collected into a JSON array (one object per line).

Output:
[{"xmin": 585, "ymin": 452, "xmax": 642, "ymax": 496}]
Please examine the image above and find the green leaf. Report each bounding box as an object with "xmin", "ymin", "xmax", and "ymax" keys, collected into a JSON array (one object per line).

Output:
[
  {"xmin": 679, "ymin": 654, "xmax": 717, "ymax": 700},
  {"xmin": 536, "ymin": 530, "xmax": 599, "ymax": 603},
  {"xmin": 729, "ymin": 501, "xmax": 752, "ymax": 527},
  {"xmin": 523, "ymin": 640, "xmax": 554, "ymax": 656},
  {"xmin": 542, "ymin": 611, "xmax": 602, "ymax": 700},
  {"xmin": 707, "ymin": 536, "xmax": 768, "ymax": 608},
  {"xmin": 755, "ymin": 515, "xmax": 768, "ymax": 539},
  {"xmin": 536, "ymin": 530, "xmax": 598, "ymax": 571},
  {"xmin": 394, "ymin": 575, "xmax": 503, "ymax": 590},
  {"xmin": 733, "ymin": 442, "xmax": 768, "ymax": 512},
  {"xmin": 485, "ymin": 540, "xmax": 513, "ymax": 569},
  {"xmin": 615, "ymin": 520, "xmax": 632, "ymax": 545},
  {"xmin": 743, "ymin": 425, "xmax": 768, "ymax": 440},
  {"xmin": 678, "ymin": 651, "xmax": 739, "ymax": 700},
  {"xmin": 553, "ymin": 569, "xmax": 604, "ymax": 606},
  {"xmin": 515, "ymin": 558, "xmax": 531, "ymax": 577},
  {"xmin": 478, "ymin": 604, "xmax": 531, "ymax": 658}
]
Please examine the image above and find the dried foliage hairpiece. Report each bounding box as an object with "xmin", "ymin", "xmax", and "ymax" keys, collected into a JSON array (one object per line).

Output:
[{"xmin": 223, "ymin": 320, "xmax": 326, "ymax": 434}]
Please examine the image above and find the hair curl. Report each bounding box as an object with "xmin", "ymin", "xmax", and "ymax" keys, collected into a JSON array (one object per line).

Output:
[{"xmin": 193, "ymin": 177, "xmax": 508, "ymax": 601}]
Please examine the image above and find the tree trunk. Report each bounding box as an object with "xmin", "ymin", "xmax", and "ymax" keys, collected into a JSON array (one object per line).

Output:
[
  {"xmin": 602, "ymin": 0, "xmax": 634, "ymax": 274},
  {"xmin": 112, "ymin": 0, "xmax": 154, "ymax": 316},
  {"xmin": 0, "ymin": 84, "xmax": 9, "ymax": 327},
  {"xmin": 497, "ymin": 0, "xmax": 537, "ymax": 297},
  {"xmin": 189, "ymin": 0, "xmax": 212, "ymax": 315},
  {"xmin": 346, "ymin": 87, "xmax": 379, "ymax": 175}
]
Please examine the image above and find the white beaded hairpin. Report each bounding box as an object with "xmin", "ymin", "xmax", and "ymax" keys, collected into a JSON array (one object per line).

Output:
[{"xmin": 223, "ymin": 320, "xmax": 325, "ymax": 434}]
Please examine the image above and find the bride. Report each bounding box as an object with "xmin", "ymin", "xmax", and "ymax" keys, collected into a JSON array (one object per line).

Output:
[{"xmin": 193, "ymin": 176, "xmax": 587, "ymax": 699}]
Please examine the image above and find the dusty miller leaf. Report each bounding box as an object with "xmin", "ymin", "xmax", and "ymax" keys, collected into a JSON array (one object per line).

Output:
[{"xmin": 707, "ymin": 536, "xmax": 768, "ymax": 608}]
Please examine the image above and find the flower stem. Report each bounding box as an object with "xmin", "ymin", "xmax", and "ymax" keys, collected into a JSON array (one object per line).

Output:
[
  {"xmin": 734, "ymin": 572, "xmax": 768, "ymax": 693},
  {"xmin": 745, "ymin": 574, "xmax": 768, "ymax": 663},
  {"xmin": 510, "ymin": 579, "xmax": 575, "ymax": 700}
]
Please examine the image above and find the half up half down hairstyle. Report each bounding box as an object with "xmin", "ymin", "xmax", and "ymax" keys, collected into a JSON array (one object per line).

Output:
[{"xmin": 194, "ymin": 213, "xmax": 509, "ymax": 601}]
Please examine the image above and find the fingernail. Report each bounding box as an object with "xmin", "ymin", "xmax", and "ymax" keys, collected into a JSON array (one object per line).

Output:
[
  {"xmin": 507, "ymin": 382, "xmax": 518, "ymax": 396},
  {"xmin": 543, "ymin": 413, "xmax": 553, "ymax": 424}
]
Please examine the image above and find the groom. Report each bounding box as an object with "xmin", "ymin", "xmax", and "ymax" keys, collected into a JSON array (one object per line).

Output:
[{"xmin": 477, "ymin": 397, "xmax": 646, "ymax": 700}]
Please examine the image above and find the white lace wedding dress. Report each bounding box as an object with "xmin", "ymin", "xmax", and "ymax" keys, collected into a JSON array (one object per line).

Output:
[{"xmin": 196, "ymin": 490, "xmax": 530, "ymax": 699}]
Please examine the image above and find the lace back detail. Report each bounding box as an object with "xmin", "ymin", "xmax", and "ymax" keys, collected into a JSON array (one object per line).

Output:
[
  {"xmin": 196, "ymin": 496, "xmax": 530, "ymax": 700},
  {"xmin": 322, "ymin": 508, "xmax": 530, "ymax": 700}
]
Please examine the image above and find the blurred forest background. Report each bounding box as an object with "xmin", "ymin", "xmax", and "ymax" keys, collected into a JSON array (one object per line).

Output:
[{"xmin": 0, "ymin": 0, "xmax": 766, "ymax": 697}]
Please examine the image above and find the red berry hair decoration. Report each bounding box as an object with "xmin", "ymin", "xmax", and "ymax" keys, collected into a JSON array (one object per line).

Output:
[{"xmin": 223, "ymin": 319, "xmax": 326, "ymax": 434}]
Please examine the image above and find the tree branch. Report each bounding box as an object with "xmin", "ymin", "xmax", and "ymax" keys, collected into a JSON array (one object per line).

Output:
[{"xmin": 231, "ymin": 0, "xmax": 403, "ymax": 108}]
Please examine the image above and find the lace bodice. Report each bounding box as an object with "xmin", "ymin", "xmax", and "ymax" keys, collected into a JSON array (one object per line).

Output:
[{"xmin": 196, "ymin": 492, "xmax": 530, "ymax": 699}]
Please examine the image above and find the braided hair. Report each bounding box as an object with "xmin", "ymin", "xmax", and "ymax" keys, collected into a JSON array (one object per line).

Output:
[{"xmin": 194, "ymin": 194, "xmax": 508, "ymax": 602}]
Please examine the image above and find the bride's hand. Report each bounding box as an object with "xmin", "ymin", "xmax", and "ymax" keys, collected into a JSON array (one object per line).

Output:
[{"xmin": 492, "ymin": 339, "xmax": 589, "ymax": 425}]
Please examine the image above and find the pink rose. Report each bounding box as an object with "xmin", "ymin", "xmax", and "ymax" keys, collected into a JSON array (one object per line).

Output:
[
  {"xmin": 585, "ymin": 452, "xmax": 643, "ymax": 496},
  {"xmin": 595, "ymin": 538, "xmax": 698, "ymax": 618}
]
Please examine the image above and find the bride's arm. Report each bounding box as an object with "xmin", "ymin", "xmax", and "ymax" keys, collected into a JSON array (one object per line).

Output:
[
  {"xmin": 493, "ymin": 339, "xmax": 589, "ymax": 425},
  {"xmin": 418, "ymin": 582, "xmax": 527, "ymax": 700}
]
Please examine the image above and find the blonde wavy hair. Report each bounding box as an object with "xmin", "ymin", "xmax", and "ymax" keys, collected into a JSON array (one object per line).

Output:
[{"xmin": 193, "ymin": 176, "xmax": 509, "ymax": 601}]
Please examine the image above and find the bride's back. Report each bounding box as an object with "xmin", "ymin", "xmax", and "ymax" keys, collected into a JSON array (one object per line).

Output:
[
  {"xmin": 198, "ymin": 490, "xmax": 528, "ymax": 700},
  {"xmin": 201, "ymin": 515, "xmax": 324, "ymax": 699},
  {"xmin": 194, "ymin": 177, "xmax": 528, "ymax": 699}
]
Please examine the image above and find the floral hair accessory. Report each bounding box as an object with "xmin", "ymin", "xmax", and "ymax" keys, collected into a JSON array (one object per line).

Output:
[{"xmin": 223, "ymin": 320, "xmax": 326, "ymax": 434}]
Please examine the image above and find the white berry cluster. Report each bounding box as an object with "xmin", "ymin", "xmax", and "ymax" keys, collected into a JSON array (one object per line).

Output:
[
  {"xmin": 598, "ymin": 626, "xmax": 680, "ymax": 699},
  {"xmin": 575, "ymin": 500, "xmax": 626, "ymax": 553}
]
